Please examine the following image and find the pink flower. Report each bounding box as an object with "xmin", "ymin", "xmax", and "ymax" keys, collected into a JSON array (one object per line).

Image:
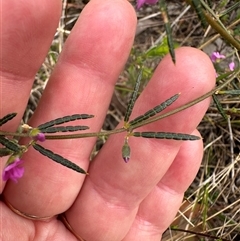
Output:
[
  {"xmin": 137, "ymin": 0, "xmax": 158, "ymax": 9},
  {"xmin": 2, "ymin": 158, "xmax": 24, "ymax": 182},
  {"xmin": 229, "ymin": 61, "xmax": 235, "ymax": 71},
  {"xmin": 123, "ymin": 156, "xmax": 130, "ymax": 163},
  {"xmin": 210, "ymin": 52, "xmax": 225, "ymax": 62},
  {"xmin": 30, "ymin": 128, "xmax": 46, "ymax": 142},
  {"xmin": 35, "ymin": 133, "xmax": 46, "ymax": 142}
]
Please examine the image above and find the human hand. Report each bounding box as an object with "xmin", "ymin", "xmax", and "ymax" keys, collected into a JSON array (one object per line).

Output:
[{"xmin": 1, "ymin": 0, "xmax": 215, "ymax": 240}]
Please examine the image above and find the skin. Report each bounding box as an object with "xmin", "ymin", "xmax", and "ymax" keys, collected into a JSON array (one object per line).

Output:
[{"xmin": 0, "ymin": 0, "xmax": 216, "ymax": 240}]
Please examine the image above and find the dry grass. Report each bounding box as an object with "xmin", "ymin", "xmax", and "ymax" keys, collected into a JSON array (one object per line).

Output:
[{"xmin": 24, "ymin": 0, "xmax": 240, "ymax": 240}]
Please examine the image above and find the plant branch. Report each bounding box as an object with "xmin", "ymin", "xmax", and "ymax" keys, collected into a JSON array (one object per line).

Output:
[{"xmin": 129, "ymin": 69, "xmax": 239, "ymax": 130}]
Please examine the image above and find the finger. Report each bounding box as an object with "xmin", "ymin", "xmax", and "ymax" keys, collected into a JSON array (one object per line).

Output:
[
  {"xmin": 0, "ymin": 0, "xmax": 61, "ymax": 191},
  {"xmin": 65, "ymin": 47, "xmax": 216, "ymax": 240},
  {"xmin": 123, "ymin": 130, "xmax": 203, "ymax": 240},
  {"xmin": 0, "ymin": 0, "xmax": 61, "ymax": 125},
  {"xmin": 3, "ymin": 0, "xmax": 137, "ymax": 216},
  {"xmin": 1, "ymin": 200, "xmax": 79, "ymax": 241}
]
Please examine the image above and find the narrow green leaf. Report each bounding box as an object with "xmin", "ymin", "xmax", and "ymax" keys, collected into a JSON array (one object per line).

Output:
[
  {"xmin": 41, "ymin": 125, "xmax": 89, "ymax": 133},
  {"xmin": 0, "ymin": 148, "xmax": 13, "ymax": 157},
  {"xmin": 159, "ymin": 0, "xmax": 175, "ymax": 63},
  {"xmin": 33, "ymin": 143, "xmax": 87, "ymax": 174},
  {"xmin": 192, "ymin": 0, "xmax": 207, "ymax": 28},
  {"xmin": 218, "ymin": 90, "xmax": 240, "ymax": 95},
  {"xmin": 133, "ymin": 131, "xmax": 200, "ymax": 141},
  {"xmin": 212, "ymin": 94, "xmax": 228, "ymax": 120},
  {"xmin": 0, "ymin": 113, "xmax": 17, "ymax": 127},
  {"xmin": 219, "ymin": 2, "xmax": 240, "ymax": 17},
  {"xmin": 124, "ymin": 70, "xmax": 142, "ymax": 123},
  {"xmin": 38, "ymin": 114, "xmax": 94, "ymax": 130},
  {"xmin": 204, "ymin": 12, "xmax": 240, "ymax": 51},
  {"xmin": 129, "ymin": 93, "xmax": 180, "ymax": 126},
  {"xmin": 0, "ymin": 136, "xmax": 22, "ymax": 153}
]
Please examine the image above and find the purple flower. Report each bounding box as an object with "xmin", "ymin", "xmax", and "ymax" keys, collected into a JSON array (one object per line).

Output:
[
  {"xmin": 2, "ymin": 158, "xmax": 24, "ymax": 182},
  {"xmin": 229, "ymin": 61, "xmax": 235, "ymax": 71},
  {"xmin": 35, "ymin": 132, "xmax": 46, "ymax": 142},
  {"xmin": 210, "ymin": 52, "xmax": 225, "ymax": 62},
  {"xmin": 30, "ymin": 128, "xmax": 46, "ymax": 142},
  {"xmin": 137, "ymin": 0, "xmax": 158, "ymax": 9},
  {"xmin": 123, "ymin": 156, "xmax": 130, "ymax": 163}
]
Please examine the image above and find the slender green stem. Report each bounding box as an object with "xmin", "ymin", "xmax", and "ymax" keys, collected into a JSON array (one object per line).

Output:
[
  {"xmin": 0, "ymin": 131, "xmax": 28, "ymax": 138},
  {"xmin": 204, "ymin": 12, "xmax": 240, "ymax": 51},
  {"xmin": 45, "ymin": 127, "xmax": 126, "ymax": 140},
  {"xmin": 198, "ymin": 18, "xmax": 240, "ymax": 50},
  {"xmin": 185, "ymin": 0, "xmax": 240, "ymax": 50},
  {"xmin": 199, "ymin": 0, "xmax": 227, "ymax": 30},
  {"xmin": 0, "ymin": 127, "xmax": 126, "ymax": 140}
]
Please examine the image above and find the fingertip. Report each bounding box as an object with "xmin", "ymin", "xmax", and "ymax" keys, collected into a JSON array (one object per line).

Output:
[
  {"xmin": 1, "ymin": 0, "xmax": 62, "ymax": 130},
  {"xmin": 1, "ymin": 0, "xmax": 62, "ymax": 78},
  {"xmin": 60, "ymin": 0, "xmax": 137, "ymax": 76},
  {"xmin": 158, "ymin": 46, "xmax": 216, "ymax": 92}
]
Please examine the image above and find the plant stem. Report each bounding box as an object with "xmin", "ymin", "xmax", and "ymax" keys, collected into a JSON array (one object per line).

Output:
[{"xmin": 1, "ymin": 69, "xmax": 239, "ymax": 140}]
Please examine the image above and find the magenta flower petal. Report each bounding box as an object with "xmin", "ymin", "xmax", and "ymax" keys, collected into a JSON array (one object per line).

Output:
[
  {"xmin": 137, "ymin": 0, "xmax": 158, "ymax": 9},
  {"xmin": 123, "ymin": 156, "xmax": 130, "ymax": 163},
  {"xmin": 229, "ymin": 62, "xmax": 235, "ymax": 71},
  {"xmin": 2, "ymin": 158, "xmax": 24, "ymax": 182},
  {"xmin": 137, "ymin": 0, "xmax": 145, "ymax": 8},
  {"xmin": 35, "ymin": 133, "xmax": 46, "ymax": 142},
  {"xmin": 210, "ymin": 52, "xmax": 225, "ymax": 62},
  {"xmin": 145, "ymin": 0, "xmax": 158, "ymax": 4}
]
